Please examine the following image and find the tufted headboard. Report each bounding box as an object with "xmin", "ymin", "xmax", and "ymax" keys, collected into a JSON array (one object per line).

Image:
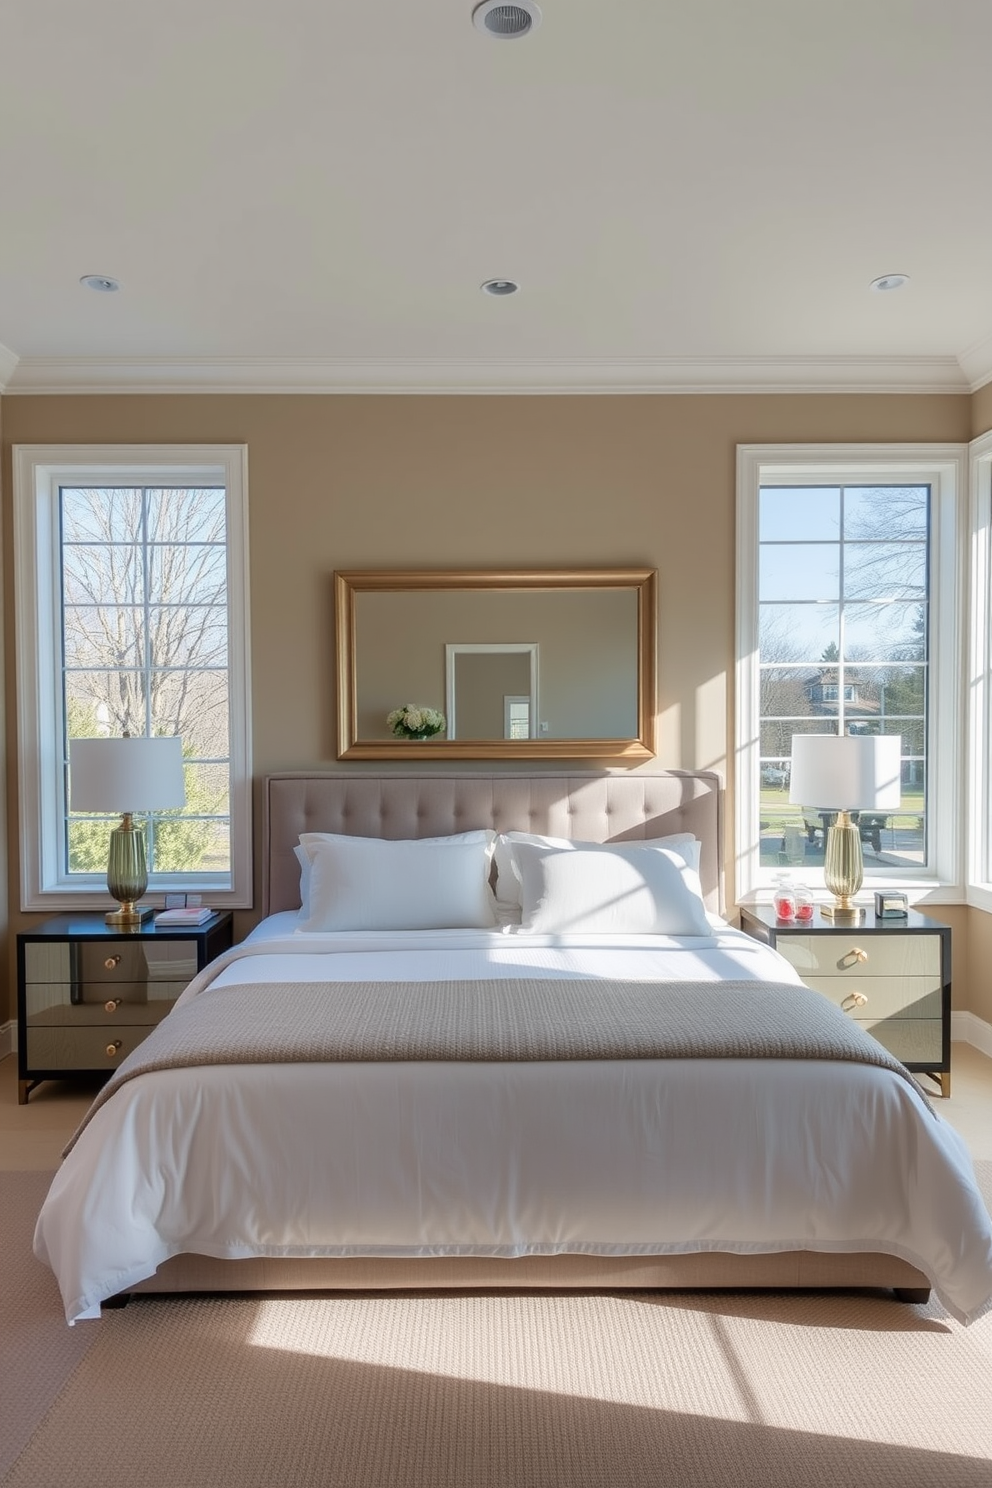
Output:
[{"xmin": 262, "ymin": 771, "xmax": 724, "ymax": 917}]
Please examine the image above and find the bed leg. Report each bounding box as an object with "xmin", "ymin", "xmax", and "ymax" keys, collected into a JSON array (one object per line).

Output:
[
  {"xmin": 103, "ymin": 1292, "xmax": 132, "ymax": 1310},
  {"xmin": 893, "ymin": 1286, "xmax": 930, "ymax": 1305}
]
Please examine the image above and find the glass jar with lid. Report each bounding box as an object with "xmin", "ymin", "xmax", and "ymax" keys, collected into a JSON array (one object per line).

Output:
[
  {"xmin": 772, "ymin": 875, "xmax": 797, "ymax": 921},
  {"xmin": 793, "ymin": 882, "xmax": 814, "ymax": 922}
]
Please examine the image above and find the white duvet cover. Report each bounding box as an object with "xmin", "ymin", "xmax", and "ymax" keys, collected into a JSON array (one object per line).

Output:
[{"xmin": 35, "ymin": 919, "xmax": 992, "ymax": 1325}]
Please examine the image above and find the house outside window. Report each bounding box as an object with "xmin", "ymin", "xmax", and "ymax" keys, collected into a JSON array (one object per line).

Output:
[
  {"xmin": 736, "ymin": 446, "xmax": 965, "ymax": 902},
  {"xmin": 13, "ymin": 445, "xmax": 252, "ymax": 910}
]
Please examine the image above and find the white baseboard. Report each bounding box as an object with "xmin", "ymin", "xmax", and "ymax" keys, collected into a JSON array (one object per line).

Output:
[
  {"xmin": 0, "ymin": 1021, "xmax": 13, "ymax": 1060},
  {"xmin": 952, "ymin": 1010, "xmax": 992, "ymax": 1060}
]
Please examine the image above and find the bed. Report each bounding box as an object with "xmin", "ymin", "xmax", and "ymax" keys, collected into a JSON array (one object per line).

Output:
[{"xmin": 34, "ymin": 770, "xmax": 992, "ymax": 1325}]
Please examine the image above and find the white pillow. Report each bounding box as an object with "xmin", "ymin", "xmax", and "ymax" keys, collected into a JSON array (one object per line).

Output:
[
  {"xmin": 297, "ymin": 831, "xmax": 497, "ymax": 932},
  {"xmin": 295, "ymin": 829, "xmax": 495, "ymax": 919},
  {"xmin": 294, "ymin": 843, "xmax": 311, "ymax": 919},
  {"xmin": 511, "ymin": 839, "xmax": 712, "ymax": 936},
  {"xmin": 492, "ymin": 830, "xmax": 701, "ymax": 910}
]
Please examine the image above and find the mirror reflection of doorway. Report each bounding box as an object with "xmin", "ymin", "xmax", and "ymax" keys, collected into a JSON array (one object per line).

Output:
[{"xmin": 445, "ymin": 644, "xmax": 538, "ymax": 740}]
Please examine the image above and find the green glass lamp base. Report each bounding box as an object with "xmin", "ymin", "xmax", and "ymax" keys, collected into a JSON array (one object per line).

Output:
[{"xmin": 106, "ymin": 815, "xmax": 151, "ymax": 927}]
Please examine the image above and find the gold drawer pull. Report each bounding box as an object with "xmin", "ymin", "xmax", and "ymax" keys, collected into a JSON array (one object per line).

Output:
[
  {"xmin": 841, "ymin": 992, "xmax": 869, "ymax": 1013},
  {"xmin": 840, "ymin": 947, "xmax": 868, "ymax": 969},
  {"xmin": 106, "ymin": 1039, "xmax": 123, "ymax": 1059},
  {"xmin": 104, "ymin": 955, "xmax": 121, "ymax": 970},
  {"xmin": 104, "ymin": 998, "xmax": 123, "ymax": 1013}
]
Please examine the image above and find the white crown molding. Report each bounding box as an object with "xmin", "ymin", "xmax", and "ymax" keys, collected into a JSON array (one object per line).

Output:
[
  {"xmin": 956, "ymin": 329, "xmax": 992, "ymax": 392},
  {"xmin": 0, "ymin": 352, "xmax": 975, "ymax": 396},
  {"xmin": 0, "ymin": 341, "xmax": 20, "ymax": 390}
]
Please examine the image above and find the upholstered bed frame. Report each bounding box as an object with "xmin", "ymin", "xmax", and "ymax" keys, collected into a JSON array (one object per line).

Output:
[
  {"xmin": 131, "ymin": 770, "xmax": 930, "ymax": 1303},
  {"xmin": 261, "ymin": 769, "xmax": 726, "ymax": 917}
]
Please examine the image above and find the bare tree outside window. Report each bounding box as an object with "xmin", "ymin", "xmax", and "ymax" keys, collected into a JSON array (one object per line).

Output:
[{"xmin": 62, "ymin": 486, "xmax": 231, "ymax": 877}]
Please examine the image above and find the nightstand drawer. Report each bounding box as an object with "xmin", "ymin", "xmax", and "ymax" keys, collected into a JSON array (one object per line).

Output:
[
  {"xmin": 803, "ymin": 975, "xmax": 940, "ymax": 1022},
  {"xmin": 26, "ymin": 1023, "xmax": 160, "ymax": 1071},
  {"xmin": 853, "ymin": 1019, "xmax": 943, "ymax": 1066},
  {"xmin": 774, "ymin": 933, "xmax": 940, "ymax": 981},
  {"xmin": 25, "ymin": 998, "xmax": 176, "ymax": 1028},
  {"xmin": 24, "ymin": 981, "xmax": 186, "ymax": 1017},
  {"xmin": 23, "ymin": 940, "xmax": 199, "ymax": 987}
]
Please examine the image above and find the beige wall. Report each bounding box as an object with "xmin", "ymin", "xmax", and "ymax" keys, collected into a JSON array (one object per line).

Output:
[
  {"xmin": 972, "ymin": 380, "xmax": 992, "ymax": 438},
  {"xmin": 0, "ymin": 395, "xmax": 6, "ymax": 1034},
  {"xmin": 3, "ymin": 390, "xmax": 990, "ymax": 1028},
  {"xmin": 966, "ymin": 909, "xmax": 992, "ymax": 1031}
]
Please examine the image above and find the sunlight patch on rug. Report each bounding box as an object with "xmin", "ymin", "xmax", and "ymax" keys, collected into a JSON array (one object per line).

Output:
[{"xmin": 245, "ymin": 1288, "xmax": 992, "ymax": 1457}]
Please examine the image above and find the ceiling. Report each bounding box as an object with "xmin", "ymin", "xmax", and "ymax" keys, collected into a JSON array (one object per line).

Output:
[{"xmin": 2, "ymin": 0, "xmax": 992, "ymax": 396}]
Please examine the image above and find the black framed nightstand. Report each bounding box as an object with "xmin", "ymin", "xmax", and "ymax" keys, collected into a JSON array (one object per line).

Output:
[
  {"xmin": 16, "ymin": 912, "xmax": 234, "ymax": 1104},
  {"xmin": 739, "ymin": 903, "xmax": 951, "ymax": 1097}
]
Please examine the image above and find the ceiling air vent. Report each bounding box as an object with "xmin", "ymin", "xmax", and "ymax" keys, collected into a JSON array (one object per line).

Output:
[{"xmin": 472, "ymin": 2, "xmax": 542, "ymax": 40}]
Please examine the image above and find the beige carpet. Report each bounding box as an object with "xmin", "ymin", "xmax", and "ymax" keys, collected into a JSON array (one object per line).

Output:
[
  {"xmin": 3, "ymin": 1168, "xmax": 992, "ymax": 1488},
  {"xmin": 0, "ymin": 1171, "xmax": 101, "ymax": 1479}
]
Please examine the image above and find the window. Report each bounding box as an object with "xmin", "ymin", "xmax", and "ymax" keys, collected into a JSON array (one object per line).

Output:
[
  {"xmin": 968, "ymin": 432, "xmax": 992, "ymax": 908},
  {"xmin": 504, "ymin": 696, "xmax": 531, "ymax": 739},
  {"xmin": 14, "ymin": 446, "xmax": 252, "ymax": 910},
  {"xmin": 736, "ymin": 446, "xmax": 965, "ymax": 903}
]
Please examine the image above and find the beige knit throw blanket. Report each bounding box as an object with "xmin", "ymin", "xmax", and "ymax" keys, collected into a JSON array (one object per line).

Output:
[{"xmin": 63, "ymin": 976, "xmax": 932, "ymax": 1155}]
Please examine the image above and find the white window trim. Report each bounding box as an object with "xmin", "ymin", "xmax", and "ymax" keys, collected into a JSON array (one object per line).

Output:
[
  {"xmin": 967, "ymin": 431, "xmax": 992, "ymax": 911},
  {"xmin": 13, "ymin": 444, "xmax": 253, "ymax": 911},
  {"xmin": 735, "ymin": 443, "xmax": 966, "ymax": 907}
]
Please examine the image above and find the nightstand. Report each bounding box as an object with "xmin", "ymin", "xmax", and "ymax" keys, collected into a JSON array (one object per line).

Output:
[
  {"xmin": 16, "ymin": 912, "xmax": 234, "ymax": 1104},
  {"xmin": 739, "ymin": 904, "xmax": 951, "ymax": 1097}
]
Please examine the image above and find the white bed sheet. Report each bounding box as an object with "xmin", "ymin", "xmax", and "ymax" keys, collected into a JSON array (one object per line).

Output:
[{"xmin": 34, "ymin": 921, "xmax": 992, "ymax": 1326}]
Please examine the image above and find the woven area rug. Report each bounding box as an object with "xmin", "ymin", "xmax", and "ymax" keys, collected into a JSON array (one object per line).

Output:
[
  {"xmin": 0, "ymin": 1171, "xmax": 101, "ymax": 1480},
  {"xmin": 4, "ymin": 1165, "xmax": 992, "ymax": 1488}
]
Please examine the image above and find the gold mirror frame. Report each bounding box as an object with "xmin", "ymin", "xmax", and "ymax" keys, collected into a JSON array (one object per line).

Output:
[{"xmin": 335, "ymin": 568, "xmax": 658, "ymax": 761}]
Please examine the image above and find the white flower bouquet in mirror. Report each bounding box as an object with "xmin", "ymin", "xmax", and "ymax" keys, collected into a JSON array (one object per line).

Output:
[{"xmin": 387, "ymin": 704, "xmax": 446, "ymax": 740}]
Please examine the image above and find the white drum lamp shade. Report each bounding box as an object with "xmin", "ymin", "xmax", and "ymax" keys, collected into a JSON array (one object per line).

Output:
[
  {"xmin": 69, "ymin": 736, "xmax": 187, "ymax": 813},
  {"xmin": 69, "ymin": 736, "xmax": 186, "ymax": 923},
  {"xmin": 788, "ymin": 734, "xmax": 902, "ymax": 814},
  {"xmin": 788, "ymin": 734, "xmax": 902, "ymax": 918}
]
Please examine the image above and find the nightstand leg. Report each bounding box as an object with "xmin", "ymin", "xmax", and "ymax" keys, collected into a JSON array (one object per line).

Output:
[{"xmin": 18, "ymin": 1079, "xmax": 33, "ymax": 1105}]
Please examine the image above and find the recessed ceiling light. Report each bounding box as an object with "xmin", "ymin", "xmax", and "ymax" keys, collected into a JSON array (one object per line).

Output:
[
  {"xmin": 472, "ymin": 2, "xmax": 542, "ymax": 40},
  {"xmin": 481, "ymin": 278, "xmax": 520, "ymax": 296},
  {"xmin": 80, "ymin": 274, "xmax": 120, "ymax": 293},
  {"xmin": 870, "ymin": 274, "xmax": 909, "ymax": 292}
]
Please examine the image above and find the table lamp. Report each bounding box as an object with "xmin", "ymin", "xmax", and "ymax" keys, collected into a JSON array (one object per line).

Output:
[
  {"xmin": 788, "ymin": 734, "xmax": 902, "ymax": 920},
  {"xmin": 69, "ymin": 735, "xmax": 186, "ymax": 924}
]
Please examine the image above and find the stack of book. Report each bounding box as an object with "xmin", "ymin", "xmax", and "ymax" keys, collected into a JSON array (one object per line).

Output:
[{"xmin": 153, "ymin": 906, "xmax": 213, "ymax": 925}]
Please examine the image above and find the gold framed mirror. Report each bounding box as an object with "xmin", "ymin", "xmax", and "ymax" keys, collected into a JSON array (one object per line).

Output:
[{"xmin": 334, "ymin": 568, "xmax": 657, "ymax": 760}]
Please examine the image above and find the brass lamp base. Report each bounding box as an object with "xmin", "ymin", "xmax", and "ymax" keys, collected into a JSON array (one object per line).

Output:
[
  {"xmin": 822, "ymin": 810, "xmax": 866, "ymax": 923},
  {"xmin": 819, "ymin": 901, "xmax": 866, "ymax": 922},
  {"xmin": 105, "ymin": 905, "xmax": 155, "ymax": 926}
]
